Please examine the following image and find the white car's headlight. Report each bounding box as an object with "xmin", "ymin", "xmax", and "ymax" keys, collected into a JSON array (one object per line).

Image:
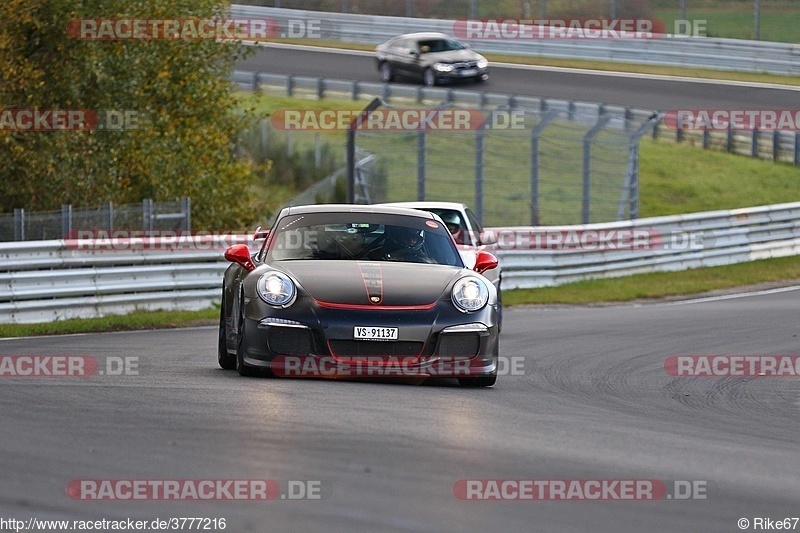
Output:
[
  {"xmin": 257, "ymin": 271, "xmax": 296, "ymax": 308},
  {"xmin": 434, "ymin": 63, "xmax": 454, "ymax": 72},
  {"xmin": 452, "ymin": 276, "xmax": 489, "ymax": 312},
  {"xmin": 477, "ymin": 58, "xmax": 489, "ymax": 69}
]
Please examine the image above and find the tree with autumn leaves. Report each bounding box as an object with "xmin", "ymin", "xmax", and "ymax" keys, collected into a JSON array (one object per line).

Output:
[{"xmin": 0, "ymin": 0, "xmax": 256, "ymax": 229}]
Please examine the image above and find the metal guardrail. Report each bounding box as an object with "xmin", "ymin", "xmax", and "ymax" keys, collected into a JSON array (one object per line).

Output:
[
  {"xmin": 230, "ymin": 5, "xmax": 800, "ymax": 76},
  {"xmin": 3, "ymin": 202, "xmax": 800, "ymax": 323},
  {"xmin": 0, "ymin": 236, "xmax": 253, "ymax": 324},
  {"xmin": 493, "ymin": 202, "xmax": 800, "ymax": 289}
]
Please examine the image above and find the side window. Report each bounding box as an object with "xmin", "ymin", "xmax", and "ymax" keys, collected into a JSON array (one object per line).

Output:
[{"xmin": 465, "ymin": 208, "xmax": 484, "ymax": 246}]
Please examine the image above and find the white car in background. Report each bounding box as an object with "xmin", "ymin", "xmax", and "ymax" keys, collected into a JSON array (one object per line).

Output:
[{"xmin": 379, "ymin": 201, "xmax": 503, "ymax": 328}]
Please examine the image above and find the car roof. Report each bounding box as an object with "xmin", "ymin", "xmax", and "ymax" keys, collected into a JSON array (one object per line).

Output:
[
  {"xmin": 378, "ymin": 201, "xmax": 469, "ymax": 212},
  {"xmin": 390, "ymin": 32, "xmax": 454, "ymax": 41},
  {"xmin": 280, "ymin": 204, "xmax": 437, "ymax": 219}
]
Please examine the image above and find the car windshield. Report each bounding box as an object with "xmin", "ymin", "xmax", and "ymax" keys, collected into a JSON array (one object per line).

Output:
[
  {"xmin": 265, "ymin": 213, "xmax": 464, "ymax": 267},
  {"xmin": 418, "ymin": 38, "xmax": 465, "ymax": 53}
]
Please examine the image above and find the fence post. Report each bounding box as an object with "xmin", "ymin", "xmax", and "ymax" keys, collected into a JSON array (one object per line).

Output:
[
  {"xmin": 727, "ymin": 126, "xmax": 734, "ymax": 153},
  {"xmin": 582, "ymin": 115, "xmax": 613, "ymax": 224},
  {"xmin": 106, "ymin": 201, "xmax": 114, "ymax": 230},
  {"xmin": 347, "ymin": 98, "xmax": 383, "ymax": 204},
  {"xmin": 702, "ymin": 127, "xmax": 710, "ymax": 149},
  {"xmin": 61, "ymin": 204, "xmax": 72, "ymax": 239},
  {"xmin": 182, "ymin": 197, "xmax": 192, "ymax": 232},
  {"xmin": 417, "ymin": 129, "xmax": 426, "ymax": 201},
  {"xmin": 142, "ymin": 199, "xmax": 153, "ymax": 232},
  {"xmin": 619, "ymin": 114, "xmax": 661, "ymax": 221},
  {"xmin": 475, "ymin": 122, "xmax": 485, "ymax": 224},
  {"xmin": 13, "ymin": 208, "xmax": 24, "ymax": 241},
  {"xmin": 530, "ymin": 111, "xmax": 560, "ymax": 226},
  {"xmin": 287, "ymin": 130, "xmax": 294, "ymax": 156},
  {"xmin": 261, "ymin": 119, "xmax": 269, "ymax": 157},
  {"xmin": 315, "ymin": 133, "xmax": 322, "ymax": 168}
]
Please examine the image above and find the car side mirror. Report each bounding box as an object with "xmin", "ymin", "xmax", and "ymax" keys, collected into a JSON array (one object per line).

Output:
[
  {"xmin": 224, "ymin": 244, "xmax": 255, "ymax": 272},
  {"xmin": 474, "ymin": 250, "xmax": 498, "ymax": 274},
  {"xmin": 253, "ymin": 226, "xmax": 270, "ymax": 240},
  {"xmin": 410, "ymin": 50, "xmax": 419, "ymax": 57}
]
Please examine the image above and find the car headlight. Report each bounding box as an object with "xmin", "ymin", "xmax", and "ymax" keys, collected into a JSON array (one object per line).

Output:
[
  {"xmin": 452, "ymin": 276, "xmax": 489, "ymax": 312},
  {"xmin": 257, "ymin": 271, "xmax": 296, "ymax": 308},
  {"xmin": 434, "ymin": 63, "xmax": 454, "ymax": 72},
  {"xmin": 477, "ymin": 58, "xmax": 489, "ymax": 69}
]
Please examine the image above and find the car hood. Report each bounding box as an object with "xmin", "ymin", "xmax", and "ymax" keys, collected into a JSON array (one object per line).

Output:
[
  {"xmin": 275, "ymin": 260, "xmax": 463, "ymax": 307},
  {"xmin": 424, "ymin": 49, "xmax": 482, "ymax": 63}
]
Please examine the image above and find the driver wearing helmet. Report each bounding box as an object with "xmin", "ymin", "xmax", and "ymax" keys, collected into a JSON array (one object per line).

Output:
[
  {"xmin": 377, "ymin": 225, "xmax": 430, "ymax": 263},
  {"xmin": 437, "ymin": 211, "xmax": 466, "ymax": 245}
]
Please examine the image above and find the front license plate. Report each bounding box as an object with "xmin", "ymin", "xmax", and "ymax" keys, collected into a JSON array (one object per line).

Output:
[
  {"xmin": 354, "ymin": 326, "xmax": 398, "ymax": 341},
  {"xmin": 460, "ymin": 69, "xmax": 477, "ymax": 77}
]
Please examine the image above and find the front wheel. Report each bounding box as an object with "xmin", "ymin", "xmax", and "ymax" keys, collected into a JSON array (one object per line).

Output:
[
  {"xmin": 423, "ymin": 68, "xmax": 437, "ymax": 87},
  {"xmin": 217, "ymin": 292, "xmax": 236, "ymax": 370},
  {"xmin": 379, "ymin": 62, "xmax": 394, "ymax": 83},
  {"xmin": 235, "ymin": 295, "xmax": 260, "ymax": 377}
]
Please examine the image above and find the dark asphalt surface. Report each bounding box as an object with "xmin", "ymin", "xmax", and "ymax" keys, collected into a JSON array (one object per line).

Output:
[
  {"xmin": 2, "ymin": 288, "xmax": 799, "ymax": 532},
  {"xmin": 237, "ymin": 45, "xmax": 800, "ymax": 111}
]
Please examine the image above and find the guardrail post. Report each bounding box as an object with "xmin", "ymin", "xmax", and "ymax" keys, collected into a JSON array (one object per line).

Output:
[
  {"xmin": 530, "ymin": 111, "xmax": 560, "ymax": 226},
  {"xmin": 583, "ymin": 115, "xmax": 613, "ymax": 224},
  {"xmin": 702, "ymin": 127, "xmax": 709, "ymax": 149},
  {"xmin": 676, "ymin": 126, "xmax": 684, "ymax": 143},
  {"xmin": 315, "ymin": 134, "xmax": 322, "ymax": 168},
  {"xmin": 61, "ymin": 204, "xmax": 72, "ymax": 239},
  {"xmin": 13, "ymin": 208, "xmax": 24, "ymax": 241},
  {"xmin": 351, "ymin": 81, "xmax": 359, "ymax": 101},
  {"xmin": 726, "ymin": 126, "xmax": 734, "ymax": 153},
  {"xmin": 475, "ymin": 122, "xmax": 485, "ymax": 224},
  {"xmin": 316, "ymin": 77, "xmax": 325, "ymax": 99},
  {"xmin": 417, "ymin": 129, "xmax": 426, "ymax": 201},
  {"xmin": 772, "ymin": 130, "xmax": 780, "ymax": 161},
  {"xmin": 795, "ymin": 132, "xmax": 800, "ymax": 167},
  {"xmin": 540, "ymin": 99, "xmax": 548, "ymax": 114},
  {"xmin": 752, "ymin": 128, "xmax": 759, "ymax": 158},
  {"xmin": 624, "ymin": 108, "xmax": 633, "ymax": 132},
  {"xmin": 507, "ymin": 95, "xmax": 516, "ymax": 108},
  {"xmin": 142, "ymin": 199, "xmax": 153, "ymax": 232},
  {"xmin": 416, "ymin": 87, "xmax": 424, "ymax": 104},
  {"xmin": 252, "ymin": 72, "xmax": 260, "ymax": 93},
  {"xmin": 381, "ymin": 84, "xmax": 390, "ymax": 102},
  {"xmin": 181, "ymin": 197, "xmax": 191, "ymax": 231},
  {"xmin": 286, "ymin": 75, "xmax": 294, "ymax": 97},
  {"xmin": 446, "ymin": 89, "xmax": 454, "ymax": 103},
  {"xmin": 287, "ymin": 130, "xmax": 293, "ymax": 156}
]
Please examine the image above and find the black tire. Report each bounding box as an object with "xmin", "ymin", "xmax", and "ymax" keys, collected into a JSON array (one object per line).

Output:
[
  {"xmin": 235, "ymin": 295, "xmax": 260, "ymax": 377},
  {"xmin": 423, "ymin": 68, "xmax": 437, "ymax": 87},
  {"xmin": 379, "ymin": 62, "xmax": 394, "ymax": 83},
  {"xmin": 217, "ymin": 292, "xmax": 236, "ymax": 370}
]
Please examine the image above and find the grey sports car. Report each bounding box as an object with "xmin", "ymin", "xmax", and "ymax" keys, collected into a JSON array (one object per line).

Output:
[{"xmin": 218, "ymin": 204, "xmax": 500, "ymax": 387}]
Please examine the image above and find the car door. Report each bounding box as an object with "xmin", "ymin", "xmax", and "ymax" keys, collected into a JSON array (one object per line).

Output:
[{"xmin": 394, "ymin": 38, "xmax": 419, "ymax": 78}]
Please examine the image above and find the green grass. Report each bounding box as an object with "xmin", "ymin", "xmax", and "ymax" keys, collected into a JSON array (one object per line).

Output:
[
  {"xmin": 654, "ymin": 7, "xmax": 800, "ymax": 43},
  {"xmin": 504, "ymin": 254, "xmax": 800, "ymax": 306},
  {"xmin": 0, "ymin": 308, "xmax": 218, "ymax": 338}
]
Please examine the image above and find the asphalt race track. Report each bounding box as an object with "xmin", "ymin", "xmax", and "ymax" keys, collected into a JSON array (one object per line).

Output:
[
  {"xmin": 2, "ymin": 288, "xmax": 799, "ymax": 532},
  {"xmin": 237, "ymin": 44, "xmax": 800, "ymax": 110}
]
